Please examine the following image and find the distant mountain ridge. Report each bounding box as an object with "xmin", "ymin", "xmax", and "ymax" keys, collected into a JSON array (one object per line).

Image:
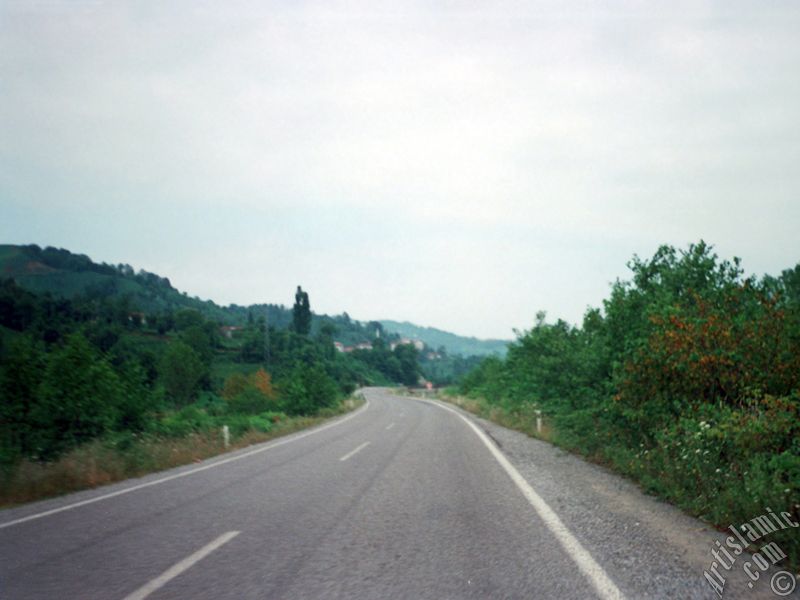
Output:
[
  {"xmin": 0, "ymin": 244, "xmax": 503, "ymax": 357},
  {"xmin": 379, "ymin": 320, "xmax": 509, "ymax": 357}
]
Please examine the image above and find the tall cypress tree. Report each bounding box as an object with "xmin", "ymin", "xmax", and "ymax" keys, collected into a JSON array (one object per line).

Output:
[{"xmin": 292, "ymin": 285, "xmax": 311, "ymax": 335}]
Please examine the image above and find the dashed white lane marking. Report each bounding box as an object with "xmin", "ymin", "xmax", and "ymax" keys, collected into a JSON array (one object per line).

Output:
[
  {"xmin": 339, "ymin": 441, "xmax": 371, "ymax": 462},
  {"xmin": 421, "ymin": 398, "xmax": 627, "ymax": 600},
  {"xmin": 385, "ymin": 423, "xmax": 395, "ymax": 430},
  {"xmin": 122, "ymin": 531, "xmax": 240, "ymax": 600},
  {"xmin": 0, "ymin": 400, "xmax": 371, "ymax": 530}
]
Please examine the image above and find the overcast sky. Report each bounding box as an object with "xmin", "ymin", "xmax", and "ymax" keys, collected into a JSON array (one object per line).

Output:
[{"xmin": 1, "ymin": 1, "xmax": 799, "ymax": 339}]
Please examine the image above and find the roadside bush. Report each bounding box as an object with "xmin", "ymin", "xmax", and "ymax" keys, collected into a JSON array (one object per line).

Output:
[
  {"xmin": 195, "ymin": 391, "xmax": 227, "ymax": 416},
  {"xmin": 459, "ymin": 242, "xmax": 800, "ymax": 566},
  {"xmin": 159, "ymin": 341, "xmax": 207, "ymax": 406},
  {"xmin": 222, "ymin": 368, "xmax": 279, "ymax": 415},
  {"xmin": 246, "ymin": 415, "xmax": 273, "ymax": 434},
  {"xmin": 27, "ymin": 333, "xmax": 125, "ymax": 460},
  {"xmin": 228, "ymin": 386, "xmax": 276, "ymax": 415},
  {"xmin": 278, "ymin": 363, "xmax": 338, "ymax": 415},
  {"xmin": 153, "ymin": 405, "xmax": 214, "ymax": 437}
]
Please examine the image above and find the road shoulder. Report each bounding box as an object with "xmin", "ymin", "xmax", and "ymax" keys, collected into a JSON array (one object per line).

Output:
[{"xmin": 423, "ymin": 393, "xmax": 795, "ymax": 600}]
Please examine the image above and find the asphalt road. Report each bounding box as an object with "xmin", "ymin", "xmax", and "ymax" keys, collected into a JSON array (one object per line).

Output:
[{"xmin": 1, "ymin": 388, "xmax": 796, "ymax": 599}]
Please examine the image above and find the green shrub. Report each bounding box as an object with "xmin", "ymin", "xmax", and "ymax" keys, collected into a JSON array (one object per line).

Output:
[
  {"xmin": 153, "ymin": 405, "xmax": 214, "ymax": 437},
  {"xmin": 458, "ymin": 243, "xmax": 800, "ymax": 568},
  {"xmin": 227, "ymin": 386, "xmax": 277, "ymax": 415},
  {"xmin": 246, "ymin": 415, "xmax": 273, "ymax": 433}
]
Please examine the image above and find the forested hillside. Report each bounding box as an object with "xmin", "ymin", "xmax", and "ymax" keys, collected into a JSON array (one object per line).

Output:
[
  {"xmin": 0, "ymin": 244, "xmax": 242, "ymax": 324},
  {"xmin": 0, "ymin": 278, "xmax": 426, "ymax": 462},
  {"xmin": 0, "ymin": 244, "xmax": 384, "ymax": 339},
  {"xmin": 0, "ymin": 244, "xmax": 486, "ymax": 387},
  {"xmin": 456, "ymin": 241, "xmax": 800, "ymax": 565},
  {"xmin": 0, "ymin": 246, "xmax": 438, "ymax": 503},
  {"xmin": 379, "ymin": 320, "xmax": 509, "ymax": 357}
]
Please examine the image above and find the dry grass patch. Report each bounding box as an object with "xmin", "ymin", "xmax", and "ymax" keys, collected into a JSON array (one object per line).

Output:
[{"xmin": 438, "ymin": 393, "xmax": 556, "ymax": 444}]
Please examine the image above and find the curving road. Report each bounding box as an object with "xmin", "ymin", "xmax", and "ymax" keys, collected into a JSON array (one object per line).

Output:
[{"xmin": 0, "ymin": 388, "xmax": 794, "ymax": 599}]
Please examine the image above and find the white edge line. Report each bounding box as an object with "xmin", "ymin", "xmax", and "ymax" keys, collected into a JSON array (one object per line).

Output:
[
  {"xmin": 339, "ymin": 441, "xmax": 370, "ymax": 462},
  {"xmin": 122, "ymin": 530, "xmax": 240, "ymax": 600},
  {"xmin": 419, "ymin": 397, "xmax": 627, "ymax": 600},
  {"xmin": 0, "ymin": 399, "xmax": 371, "ymax": 530}
]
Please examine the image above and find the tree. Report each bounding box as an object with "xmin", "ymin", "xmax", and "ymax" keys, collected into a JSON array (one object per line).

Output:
[
  {"xmin": 239, "ymin": 326, "xmax": 265, "ymax": 363},
  {"xmin": 393, "ymin": 343, "xmax": 421, "ymax": 386},
  {"xmin": 292, "ymin": 286, "xmax": 311, "ymax": 335},
  {"xmin": 252, "ymin": 368, "xmax": 276, "ymax": 399},
  {"xmin": 317, "ymin": 321, "xmax": 337, "ymax": 359},
  {"xmin": 0, "ymin": 334, "xmax": 45, "ymax": 463},
  {"xmin": 160, "ymin": 341, "xmax": 206, "ymax": 406},
  {"xmin": 174, "ymin": 308, "xmax": 204, "ymax": 332},
  {"xmin": 33, "ymin": 333, "xmax": 124, "ymax": 459},
  {"xmin": 179, "ymin": 324, "xmax": 214, "ymax": 366},
  {"xmin": 279, "ymin": 363, "xmax": 337, "ymax": 415},
  {"xmin": 222, "ymin": 372, "xmax": 248, "ymax": 401},
  {"xmin": 115, "ymin": 362, "xmax": 158, "ymax": 432}
]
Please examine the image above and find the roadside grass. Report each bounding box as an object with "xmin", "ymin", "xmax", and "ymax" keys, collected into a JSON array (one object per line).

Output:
[
  {"xmin": 433, "ymin": 388, "xmax": 800, "ymax": 574},
  {"xmin": 403, "ymin": 387, "xmax": 556, "ymax": 443},
  {"xmin": 0, "ymin": 396, "xmax": 363, "ymax": 509},
  {"xmin": 435, "ymin": 392, "xmax": 556, "ymax": 444}
]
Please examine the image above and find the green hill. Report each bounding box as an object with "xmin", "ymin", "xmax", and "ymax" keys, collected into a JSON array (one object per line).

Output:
[
  {"xmin": 0, "ymin": 244, "xmax": 503, "ymax": 356},
  {"xmin": 0, "ymin": 244, "xmax": 290, "ymax": 326},
  {"xmin": 379, "ymin": 320, "xmax": 509, "ymax": 357},
  {"xmin": 0, "ymin": 245, "xmax": 384, "ymax": 342}
]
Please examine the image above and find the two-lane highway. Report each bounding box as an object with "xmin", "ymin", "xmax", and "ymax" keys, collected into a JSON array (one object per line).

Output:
[{"xmin": 1, "ymin": 388, "xmax": 625, "ymax": 599}]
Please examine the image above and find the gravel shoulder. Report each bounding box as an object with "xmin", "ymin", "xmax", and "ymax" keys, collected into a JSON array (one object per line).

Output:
[{"xmin": 431, "ymin": 395, "xmax": 799, "ymax": 600}]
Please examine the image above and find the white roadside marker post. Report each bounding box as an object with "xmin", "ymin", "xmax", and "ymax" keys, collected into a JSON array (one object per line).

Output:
[
  {"xmin": 222, "ymin": 425, "xmax": 230, "ymax": 449},
  {"xmin": 535, "ymin": 410, "xmax": 542, "ymax": 435}
]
